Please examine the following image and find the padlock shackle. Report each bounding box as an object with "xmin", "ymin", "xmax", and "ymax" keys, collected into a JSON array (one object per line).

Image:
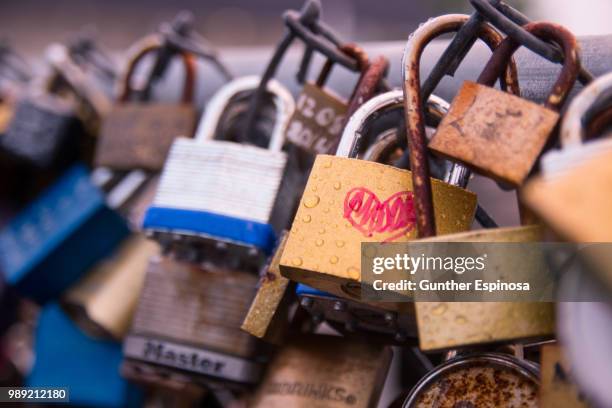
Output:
[
  {"xmin": 314, "ymin": 43, "xmax": 370, "ymax": 88},
  {"xmin": 339, "ymin": 89, "xmax": 469, "ymax": 188},
  {"xmin": 477, "ymin": 22, "xmax": 580, "ymax": 112},
  {"xmin": 402, "ymin": 14, "xmax": 519, "ymax": 238},
  {"xmin": 194, "ymin": 75, "xmax": 295, "ymax": 152},
  {"xmin": 118, "ymin": 34, "xmax": 196, "ymax": 104},
  {"xmin": 560, "ymin": 71, "xmax": 612, "ymax": 148}
]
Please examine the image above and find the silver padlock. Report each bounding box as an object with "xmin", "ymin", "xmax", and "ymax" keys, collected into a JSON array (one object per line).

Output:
[{"xmin": 143, "ymin": 76, "xmax": 295, "ymax": 261}]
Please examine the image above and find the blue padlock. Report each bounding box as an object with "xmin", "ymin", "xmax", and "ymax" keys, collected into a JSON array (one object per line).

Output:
[
  {"xmin": 28, "ymin": 303, "xmax": 142, "ymax": 407},
  {"xmin": 296, "ymin": 283, "xmax": 417, "ymax": 343},
  {"xmin": 0, "ymin": 164, "xmax": 130, "ymax": 303}
]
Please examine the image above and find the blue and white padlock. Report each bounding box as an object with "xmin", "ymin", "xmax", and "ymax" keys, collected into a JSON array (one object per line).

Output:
[{"xmin": 143, "ymin": 76, "xmax": 295, "ymax": 256}]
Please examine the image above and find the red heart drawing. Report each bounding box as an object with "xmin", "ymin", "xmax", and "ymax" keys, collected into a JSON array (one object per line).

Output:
[{"xmin": 343, "ymin": 187, "xmax": 416, "ymax": 242}]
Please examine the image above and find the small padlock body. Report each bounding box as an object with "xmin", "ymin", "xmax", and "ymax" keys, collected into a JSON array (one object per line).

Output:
[
  {"xmin": 0, "ymin": 165, "xmax": 130, "ymax": 304},
  {"xmin": 143, "ymin": 138, "xmax": 288, "ymax": 253},
  {"xmin": 412, "ymin": 226, "xmax": 554, "ymax": 351},
  {"xmin": 1, "ymin": 97, "xmax": 83, "ymax": 170},
  {"xmin": 279, "ymin": 155, "xmax": 477, "ymax": 304},
  {"xmin": 296, "ymin": 283, "xmax": 418, "ymax": 343},
  {"xmin": 95, "ymin": 103, "xmax": 196, "ymax": 171},
  {"xmin": 286, "ymin": 82, "xmax": 348, "ymax": 154},
  {"xmin": 27, "ymin": 303, "xmax": 143, "ymax": 407},
  {"xmin": 430, "ymin": 82, "xmax": 559, "ymax": 185},
  {"xmin": 124, "ymin": 258, "xmax": 264, "ymax": 385},
  {"xmin": 249, "ymin": 335, "xmax": 392, "ymax": 408}
]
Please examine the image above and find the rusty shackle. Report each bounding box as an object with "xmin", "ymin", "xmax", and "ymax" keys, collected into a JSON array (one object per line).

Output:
[
  {"xmin": 477, "ymin": 21, "xmax": 581, "ymax": 111},
  {"xmin": 402, "ymin": 14, "xmax": 520, "ymax": 238}
]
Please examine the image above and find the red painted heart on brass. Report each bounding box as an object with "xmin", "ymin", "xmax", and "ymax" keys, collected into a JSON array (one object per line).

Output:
[{"xmin": 343, "ymin": 187, "xmax": 416, "ymax": 242}]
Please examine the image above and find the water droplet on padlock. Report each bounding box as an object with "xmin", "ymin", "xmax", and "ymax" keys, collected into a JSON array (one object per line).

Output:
[
  {"xmin": 318, "ymin": 228, "xmax": 326, "ymax": 235},
  {"xmin": 333, "ymin": 182, "xmax": 341, "ymax": 190},
  {"xmin": 431, "ymin": 303, "xmax": 447, "ymax": 316},
  {"xmin": 347, "ymin": 266, "xmax": 359, "ymax": 280},
  {"xmin": 302, "ymin": 214, "xmax": 312, "ymax": 223},
  {"xmin": 291, "ymin": 257, "xmax": 303, "ymax": 267},
  {"xmin": 311, "ymin": 186, "xmax": 318, "ymax": 192},
  {"xmin": 315, "ymin": 239, "xmax": 324, "ymax": 247},
  {"xmin": 455, "ymin": 315, "xmax": 467, "ymax": 325},
  {"xmin": 441, "ymin": 213, "xmax": 448, "ymax": 220},
  {"xmin": 329, "ymin": 199, "xmax": 335, "ymax": 206},
  {"xmin": 303, "ymin": 195, "xmax": 320, "ymax": 208},
  {"xmin": 330, "ymin": 255, "xmax": 339, "ymax": 264},
  {"xmin": 335, "ymin": 240, "xmax": 345, "ymax": 248},
  {"xmin": 322, "ymin": 159, "xmax": 333, "ymax": 168},
  {"xmin": 323, "ymin": 207, "xmax": 330, "ymax": 214}
]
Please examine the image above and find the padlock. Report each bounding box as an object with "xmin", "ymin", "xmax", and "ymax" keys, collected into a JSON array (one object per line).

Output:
[
  {"xmin": 296, "ymin": 284, "xmax": 418, "ymax": 344},
  {"xmin": 61, "ymin": 235, "xmax": 159, "ymax": 340},
  {"xmin": 143, "ymin": 76, "xmax": 295, "ymax": 258},
  {"xmin": 279, "ymin": 89, "xmax": 476, "ymax": 309},
  {"xmin": 248, "ymin": 334, "xmax": 392, "ymax": 408},
  {"xmin": 241, "ymin": 231, "xmax": 294, "ymax": 343},
  {"xmin": 0, "ymin": 89, "xmax": 84, "ymax": 170},
  {"xmin": 428, "ymin": 22, "xmax": 580, "ymax": 186},
  {"xmin": 540, "ymin": 343, "xmax": 589, "ymax": 408},
  {"xmin": 123, "ymin": 256, "xmax": 265, "ymax": 387},
  {"xmin": 94, "ymin": 37, "xmax": 198, "ymax": 171},
  {"xmin": 286, "ymin": 45, "xmax": 372, "ymax": 155},
  {"xmin": 523, "ymin": 71, "xmax": 612, "ymax": 243},
  {"xmin": 402, "ymin": 352, "xmax": 539, "ymax": 407},
  {"xmin": 27, "ymin": 303, "xmax": 143, "ymax": 407},
  {"xmin": 0, "ymin": 164, "xmax": 130, "ymax": 303},
  {"xmin": 408, "ymin": 226, "xmax": 555, "ymax": 351}
]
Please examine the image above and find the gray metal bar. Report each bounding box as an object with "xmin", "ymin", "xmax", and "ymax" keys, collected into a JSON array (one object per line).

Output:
[{"xmin": 159, "ymin": 34, "xmax": 611, "ymax": 110}]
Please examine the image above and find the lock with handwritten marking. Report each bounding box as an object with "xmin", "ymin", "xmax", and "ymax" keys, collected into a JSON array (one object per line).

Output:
[
  {"xmin": 249, "ymin": 334, "xmax": 392, "ymax": 408},
  {"xmin": 123, "ymin": 256, "xmax": 265, "ymax": 388},
  {"xmin": 0, "ymin": 165, "xmax": 130, "ymax": 303},
  {"xmin": 94, "ymin": 38, "xmax": 197, "ymax": 171},
  {"xmin": 279, "ymin": 89, "xmax": 476, "ymax": 308},
  {"xmin": 143, "ymin": 76, "xmax": 295, "ymax": 258},
  {"xmin": 286, "ymin": 46, "xmax": 369, "ymax": 155},
  {"xmin": 429, "ymin": 22, "xmax": 580, "ymax": 186}
]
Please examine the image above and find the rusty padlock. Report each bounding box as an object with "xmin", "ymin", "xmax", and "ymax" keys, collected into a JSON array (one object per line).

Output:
[
  {"xmin": 279, "ymin": 88, "xmax": 476, "ymax": 311},
  {"xmin": 402, "ymin": 13, "xmax": 521, "ymax": 238},
  {"xmin": 287, "ymin": 46, "xmax": 385, "ymax": 155},
  {"xmin": 402, "ymin": 352, "xmax": 539, "ymax": 407},
  {"xmin": 428, "ymin": 22, "xmax": 580, "ymax": 187},
  {"xmin": 94, "ymin": 36, "xmax": 197, "ymax": 171},
  {"xmin": 523, "ymin": 71, "xmax": 612, "ymax": 243},
  {"xmin": 123, "ymin": 256, "xmax": 265, "ymax": 388},
  {"xmin": 249, "ymin": 334, "xmax": 392, "ymax": 408}
]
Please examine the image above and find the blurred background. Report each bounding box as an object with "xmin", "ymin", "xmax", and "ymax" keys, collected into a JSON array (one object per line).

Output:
[{"xmin": 2, "ymin": 0, "xmax": 611, "ymax": 59}]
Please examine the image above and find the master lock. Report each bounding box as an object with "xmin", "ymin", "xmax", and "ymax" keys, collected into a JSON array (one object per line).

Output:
[
  {"xmin": 402, "ymin": 13, "xmax": 520, "ymax": 237},
  {"xmin": 249, "ymin": 334, "xmax": 392, "ymax": 408},
  {"xmin": 143, "ymin": 76, "xmax": 295, "ymax": 257},
  {"xmin": 279, "ymin": 89, "xmax": 476, "ymax": 309},
  {"xmin": 286, "ymin": 45, "xmax": 370, "ymax": 155},
  {"xmin": 0, "ymin": 165, "xmax": 130, "ymax": 304},
  {"xmin": 523, "ymin": 71, "xmax": 612, "ymax": 243},
  {"xmin": 428, "ymin": 21, "xmax": 581, "ymax": 187},
  {"xmin": 27, "ymin": 303, "xmax": 142, "ymax": 407},
  {"xmin": 94, "ymin": 37, "xmax": 198, "ymax": 171},
  {"xmin": 123, "ymin": 256, "xmax": 265, "ymax": 387},
  {"xmin": 402, "ymin": 352, "xmax": 539, "ymax": 408}
]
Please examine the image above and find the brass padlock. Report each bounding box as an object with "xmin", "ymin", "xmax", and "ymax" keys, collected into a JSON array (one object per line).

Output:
[
  {"xmin": 540, "ymin": 343, "xmax": 589, "ymax": 408},
  {"xmin": 123, "ymin": 256, "xmax": 264, "ymax": 387},
  {"xmin": 249, "ymin": 335, "xmax": 391, "ymax": 408},
  {"xmin": 279, "ymin": 89, "xmax": 476, "ymax": 310},
  {"xmin": 94, "ymin": 36, "xmax": 197, "ymax": 171},
  {"xmin": 61, "ymin": 235, "xmax": 159, "ymax": 340},
  {"xmin": 402, "ymin": 352, "xmax": 539, "ymax": 407},
  {"xmin": 410, "ymin": 226, "xmax": 555, "ymax": 351},
  {"xmin": 523, "ymin": 71, "xmax": 612, "ymax": 243},
  {"xmin": 428, "ymin": 22, "xmax": 580, "ymax": 186},
  {"xmin": 402, "ymin": 13, "xmax": 520, "ymax": 237},
  {"xmin": 241, "ymin": 231, "xmax": 294, "ymax": 343}
]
